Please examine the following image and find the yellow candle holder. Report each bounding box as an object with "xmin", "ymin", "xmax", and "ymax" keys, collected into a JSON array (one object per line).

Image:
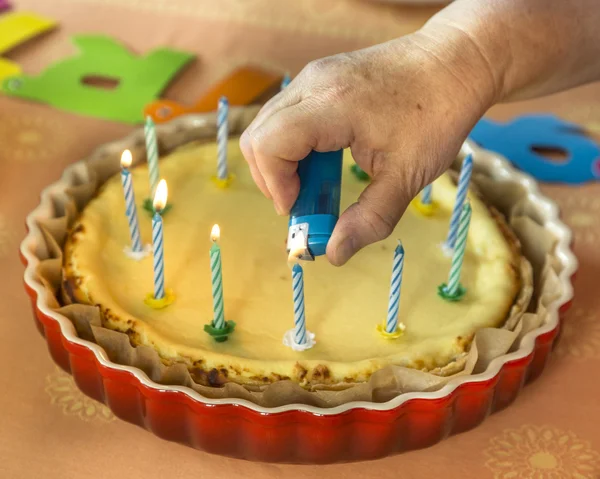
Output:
[
  {"xmin": 376, "ymin": 322, "xmax": 405, "ymax": 339},
  {"xmin": 411, "ymin": 198, "xmax": 439, "ymax": 217},
  {"xmin": 144, "ymin": 289, "xmax": 176, "ymax": 309},
  {"xmin": 211, "ymin": 174, "xmax": 235, "ymax": 189}
]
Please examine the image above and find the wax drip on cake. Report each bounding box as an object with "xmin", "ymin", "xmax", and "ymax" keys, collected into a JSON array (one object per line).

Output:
[
  {"xmin": 204, "ymin": 224, "xmax": 236, "ymax": 342},
  {"xmin": 377, "ymin": 240, "xmax": 406, "ymax": 339},
  {"xmin": 283, "ymin": 238, "xmax": 315, "ymax": 351},
  {"xmin": 142, "ymin": 116, "xmax": 172, "ymax": 216},
  {"xmin": 144, "ymin": 179, "xmax": 175, "ymax": 309},
  {"xmin": 119, "ymin": 149, "xmax": 151, "ymax": 260},
  {"xmin": 211, "ymin": 96, "xmax": 234, "ymax": 188}
]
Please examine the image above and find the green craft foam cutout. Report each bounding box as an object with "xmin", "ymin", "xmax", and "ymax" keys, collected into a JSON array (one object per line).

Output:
[{"xmin": 1, "ymin": 35, "xmax": 194, "ymax": 124}]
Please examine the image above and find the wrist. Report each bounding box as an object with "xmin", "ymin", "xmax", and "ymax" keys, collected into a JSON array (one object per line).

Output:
[{"xmin": 414, "ymin": 21, "xmax": 506, "ymax": 112}]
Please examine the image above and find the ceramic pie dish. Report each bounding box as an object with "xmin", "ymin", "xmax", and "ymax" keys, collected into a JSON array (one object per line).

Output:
[{"xmin": 21, "ymin": 108, "xmax": 577, "ymax": 463}]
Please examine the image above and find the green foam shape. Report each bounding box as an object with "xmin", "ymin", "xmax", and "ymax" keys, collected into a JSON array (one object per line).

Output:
[{"xmin": 1, "ymin": 35, "xmax": 194, "ymax": 124}]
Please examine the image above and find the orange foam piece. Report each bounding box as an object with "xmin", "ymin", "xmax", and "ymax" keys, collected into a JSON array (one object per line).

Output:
[{"xmin": 144, "ymin": 66, "xmax": 282, "ymax": 123}]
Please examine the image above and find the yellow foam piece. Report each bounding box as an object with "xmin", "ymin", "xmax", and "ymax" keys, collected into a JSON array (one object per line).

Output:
[{"xmin": 0, "ymin": 12, "xmax": 57, "ymax": 82}]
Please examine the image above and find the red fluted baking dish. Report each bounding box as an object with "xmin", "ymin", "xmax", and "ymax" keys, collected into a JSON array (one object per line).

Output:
[{"xmin": 20, "ymin": 114, "xmax": 576, "ymax": 463}]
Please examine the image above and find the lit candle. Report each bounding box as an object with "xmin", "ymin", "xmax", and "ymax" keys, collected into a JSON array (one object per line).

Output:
[
  {"xmin": 216, "ymin": 97, "xmax": 229, "ymax": 181},
  {"xmin": 281, "ymin": 73, "xmax": 291, "ymax": 90},
  {"xmin": 151, "ymin": 179, "xmax": 168, "ymax": 300},
  {"xmin": 209, "ymin": 224, "xmax": 225, "ymax": 330},
  {"xmin": 439, "ymin": 202, "xmax": 472, "ymax": 301},
  {"xmin": 283, "ymin": 240, "xmax": 316, "ymax": 351},
  {"xmin": 444, "ymin": 154, "xmax": 473, "ymax": 251},
  {"xmin": 203, "ymin": 225, "xmax": 235, "ymax": 341},
  {"xmin": 421, "ymin": 184, "xmax": 432, "ymax": 205},
  {"xmin": 145, "ymin": 116, "xmax": 160, "ymax": 198},
  {"xmin": 120, "ymin": 150, "xmax": 143, "ymax": 254},
  {"xmin": 385, "ymin": 240, "xmax": 405, "ymax": 334}
]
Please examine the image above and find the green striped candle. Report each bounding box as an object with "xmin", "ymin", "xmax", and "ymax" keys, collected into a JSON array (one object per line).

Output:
[
  {"xmin": 439, "ymin": 202, "xmax": 472, "ymax": 301},
  {"xmin": 209, "ymin": 224, "xmax": 225, "ymax": 330}
]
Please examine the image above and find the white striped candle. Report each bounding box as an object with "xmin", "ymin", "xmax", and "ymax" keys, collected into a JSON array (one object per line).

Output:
[
  {"xmin": 291, "ymin": 263, "xmax": 308, "ymax": 345},
  {"xmin": 145, "ymin": 116, "xmax": 160, "ymax": 198},
  {"xmin": 421, "ymin": 184, "xmax": 432, "ymax": 205},
  {"xmin": 445, "ymin": 154, "xmax": 473, "ymax": 250},
  {"xmin": 120, "ymin": 150, "xmax": 143, "ymax": 253},
  {"xmin": 210, "ymin": 224, "xmax": 226, "ymax": 330},
  {"xmin": 385, "ymin": 240, "xmax": 404, "ymax": 334},
  {"xmin": 281, "ymin": 73, "xmax": 291, "ymax": 90},
  {"xmin": 151, "ymin": 180, "xmax": 168, "ymax": 299},
  {"xmin": 216, "ymin": 97, "xmax": 229, "ymax": 180},
  {"xmin": 444, "ymin": 202, "xmax": 472, "ymax": 296}
]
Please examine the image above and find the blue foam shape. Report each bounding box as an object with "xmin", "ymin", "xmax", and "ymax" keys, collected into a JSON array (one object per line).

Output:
[{"xmin": 469, "ymin": 115, "xmax": 600, "ymax": 184}]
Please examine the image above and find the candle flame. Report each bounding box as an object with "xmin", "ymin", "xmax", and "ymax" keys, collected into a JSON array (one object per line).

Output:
[
  {"xmin": 153, "ymin": 179, "xmax": 168, "ymax": 211},
  {"xmin": 120, "ymin": 149, "xmax": 133, "ymax": 168},
  {"xmin": 211, "ymin": 224, "xmax": 220, "ymax": 242}
]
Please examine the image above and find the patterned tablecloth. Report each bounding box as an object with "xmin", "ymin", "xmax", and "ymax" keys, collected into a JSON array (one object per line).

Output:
[{"xmin": 1, "ymin": 1, "xmax": 599, "ymax": 477}]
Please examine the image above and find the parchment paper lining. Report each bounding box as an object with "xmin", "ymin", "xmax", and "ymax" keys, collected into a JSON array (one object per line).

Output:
[{"xmin": 33, "ymin": 106, "xmax": 561, "ymax": 408}]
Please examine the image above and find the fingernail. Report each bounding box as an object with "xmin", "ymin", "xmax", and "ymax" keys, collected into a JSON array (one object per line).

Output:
[{"xmin": 333, "ymin": 236, "xmax": 356, "ymax": 266}]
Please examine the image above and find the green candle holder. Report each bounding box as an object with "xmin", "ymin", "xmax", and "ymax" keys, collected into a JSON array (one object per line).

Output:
[
  {"xmin": 143, "ymin": 198, "xmax": 173, "ymax": 216},
  {"xmin": 437, "ymin": 283, "xmax": 467, "ymax": 302},
  {"xmin": 350, "ymin": 164, "xmax": 370, "ymax": 182},
  {"xmin": 204, "ymin": 320, "xmax": 236, "ymax": 342}
]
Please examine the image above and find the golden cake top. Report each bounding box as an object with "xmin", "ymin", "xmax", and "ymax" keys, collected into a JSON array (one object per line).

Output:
[{"xmin": 64, "ymin": 139, "xmax": 520, "ymax": 387}]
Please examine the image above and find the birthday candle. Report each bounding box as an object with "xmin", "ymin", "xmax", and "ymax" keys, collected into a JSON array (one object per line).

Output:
[
  {"xmin": 385, "ymin": 240, "xmax": 405, "ymax": 334},
  {"xmin": 151, "ymin": 180, "xmax": 168, "ymax": 300},
  {"xmin": 291, "ymin": 263, "xmax": 308, "ymax": 345},
  {"xmin": 145, "ymin": 116, "xmax": 160, "ymax": 198},
  {"xmin": 281, "ymin": 73, "xmax": 291, "ymax": 90},
  {"xmin": 120, "ymin": 150, "xmax": 143, "ymax": 253},
  {"xmin": 210, "ymin": 224, "xmax": 226, "ymax": 329},
  {"xmin": 445, "ymin": 154, "xmax": 473, "ymax": 249},
  {"xmin": 216, "ymin": 97, "xmax": 229, "ymax": 180},
  {"xmin": 444, "ymin": 202, "xmax": 472, "ymax": 296},
  {"xmin": 421, "ymin": 184, "xmax": 432, "ymax": 205}
]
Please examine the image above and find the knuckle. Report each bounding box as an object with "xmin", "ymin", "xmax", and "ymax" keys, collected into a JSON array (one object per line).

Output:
[
  {"xmin": 358, "ymin": 205, "xmax": 396, "ymax": 241},
  {"xmin": 370, "ymin": 210, "xmax": 396, "ymax": 239}
]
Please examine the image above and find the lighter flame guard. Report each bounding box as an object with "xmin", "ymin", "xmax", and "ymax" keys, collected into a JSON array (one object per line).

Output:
[{"xmin": 287, "ymin": 149, "xmax": 343, "ymax": 260}]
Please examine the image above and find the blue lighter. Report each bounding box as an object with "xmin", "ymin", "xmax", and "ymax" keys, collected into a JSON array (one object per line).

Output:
[{"xmin": 286, "ymin": 149, "xmax": 344, "ymax": 260}]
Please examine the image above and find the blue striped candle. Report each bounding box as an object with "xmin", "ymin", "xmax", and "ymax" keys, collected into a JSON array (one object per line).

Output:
[
  {"xmin": 421, "ymin": 184, "xmax": 432, "ymax": 205},
  {"xmin": 385, "ymin": 240, "xmax": 404, "ymax": 334},
  {"xmin": 210, "ymin": 224, "xmax": 226, "ymax": 330},
  {"xmin": 151, "ymin": 180, "xmax": 168, "ymax": 299},
  {"xmin": 120, "ymin": 150, "xmax": 143, "ymax": 253},
  {"xmin": 216, "ymin": 97, "xmax": 229, "ymax": 180},
  {"xmin": 145, "ymin": 116, "xmax": 160, "ymax": 198},
  {"xmin": 291, "ymin": 263, "xmax": 307, "ymax": 345},
  {"xmin": 281, "ymin": 73, "xmax": 291, "ymax": 90},
  {"xmin": 444, "ymin": 202, "xmax": 472, "ymax": 297},
  {"xmin": 445, "ymin": 154, "xmax": 473, "ymax": 250}
]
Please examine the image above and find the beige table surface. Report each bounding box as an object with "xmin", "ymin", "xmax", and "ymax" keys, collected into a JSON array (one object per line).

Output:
[{"xmin": 1, "ymin": 1, "xmax": 599, "ymax": 477}]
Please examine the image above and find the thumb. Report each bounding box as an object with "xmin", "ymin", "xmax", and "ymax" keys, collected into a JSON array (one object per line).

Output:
[{"xmin": 327, "ymin": 171, "xmax": 414, "ymax": 266}]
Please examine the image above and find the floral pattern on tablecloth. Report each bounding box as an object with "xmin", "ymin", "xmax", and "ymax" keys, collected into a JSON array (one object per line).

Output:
[
  {"xmin": 45, "ymin": 368, "xmax": 115, "ymax": 423},
  {"xmin": 484, "ymin": 425, "xmax": 600, "ymax": 479}
]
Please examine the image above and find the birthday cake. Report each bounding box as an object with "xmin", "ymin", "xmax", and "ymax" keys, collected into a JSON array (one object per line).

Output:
[{"xmin": 62, "ymin": 131, "xmax": 523, "ymax": 389}]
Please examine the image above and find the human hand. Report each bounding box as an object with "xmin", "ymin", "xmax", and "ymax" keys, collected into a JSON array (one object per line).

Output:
[{"xmin": 240, "ymin": 31, "xmax": 498, "ymax": 266}]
